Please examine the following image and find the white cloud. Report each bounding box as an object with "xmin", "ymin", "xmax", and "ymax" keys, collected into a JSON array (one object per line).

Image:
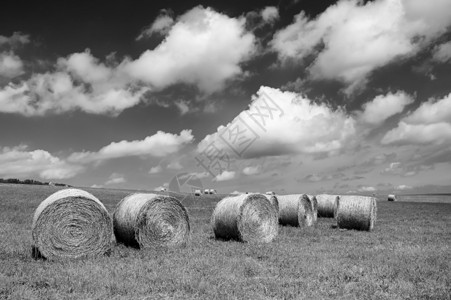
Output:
[
  {"xmin": 0, "ymin": 32, "xmax": 30, "ymax": 48},
  {"xmin": 396, "ymin": 184, "xmax": 412, "ymax": 190},
  {"xmin": 404, "ymin": 93, "xmax": 451, "ymax": 124},
  {"xmin": 358, "ymin": 186, "xmax": 376, "ymax": 192},
  {"xmin": 59, "ymin": 50, "xmax": 113, "ymax": 83},
  {"xmin": 271, "ymin": 0, "xmax": 451, "ymax": 92},
  {"xmin": 382, "ymin": 122, "xmax": 451, "ymax": 145},
  {"xmin": 167, "ymin": 161, "xmax": 183, "ymax": 170},
  {"xmin": 0, "ymin": 52, "xmax": 24, "ymax": 78},
  {"xmin": 432, "ymin": 41, "xmax": 451, "ymax": 62},
  {"xmin": 198, "ymin": 86, "xmax": 355, "ymax": 158},
  {"xmin": 0, "ymin": 146, "xmax": 82, "ymax": 180},
  {"xmin": 174, "ymin": 100, "xmax": 194, "ymax": 115},
  {"xmin": 382, "ymin": 93, "xmax": 451, "ymax": 145},
  {"xmin": 191, "ymin": 171, "xmax": 210, "ymax": 179},
  {"xmin": 214, "ymin": 170, "xmax": 236, "ymax": 181},
  {"xmin": 383, "ymin": 162, "xmax": 402, "ymax": 174},
  {"xmin": 0, "ymin": 51, "xmax": 148, "ymax": 116},
  {"xmin": 126, "ymin": 6, "xmax": 255, "ymax": 94},
  {"xmin": 261, "ymin": 6, "xmax": 279, "ymax": 24},
  {"xmin": 243, "ymin": 165, "xmax": 261, "ymax": 175},
  {"xmin": 137, "ymin": 10, "xmax": 174, "ymax": 39},
  {"xmin": 358, "ymin": 91, "xmax": 413, "ymax": 125},
  {"xmin": 149, "ymin": 165, "xmax": 163, "ymax": 174},
  {"xmin": 105, "ymin": 173, "xmax": 126, "ymax": 185},
  {"xmin": 69, "ymin": 130, "xmax": 194, "ymax": 163},
  {"xmin": 0, "ymin": 7, "xmax": 255, "ymax": 116}
]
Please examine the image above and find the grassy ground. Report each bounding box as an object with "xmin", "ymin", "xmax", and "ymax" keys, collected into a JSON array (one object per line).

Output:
[{"xmin": 0, "ymin": 184, "xmax": 450, "ymax": 300}]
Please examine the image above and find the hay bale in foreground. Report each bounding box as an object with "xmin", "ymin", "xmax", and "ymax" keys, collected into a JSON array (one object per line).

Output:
[
  {"xmin": 387, "ymin": 194, "xmax": 397, "ymax": 201},
  {"xmin": 316, "ymin": 194, "xmax": 339, "ymax": 218},
  {"xmin": 336, "ymin": 196, "xmax": 377, "ymax": 231},
  {"xmin": 113, "ymin": 193, "xmax": 190, "ymax": 248},
  {"xmin": 31, "ymin": 188, "xmax": 113, "ymax": 260},
  {"xmin": 307, "ymin": 195, "xmax": 318, "ymax": 224},
  {"xmin": 211, "ymin": 193, "xmax": 278, "ymax": 243},
  {"xmin": 278, "ymin": 194, "xmax": 314, "ymax": 227}
]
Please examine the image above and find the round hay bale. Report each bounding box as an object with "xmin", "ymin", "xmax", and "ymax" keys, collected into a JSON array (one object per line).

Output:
[
  {"xmin": 387, "ymin": 194, "xmax": 397, "ymax": 201},
  {"xmin": 316, "ymin": 194, "xmax": 339, "ymax": 218},
  {"xmin": 264, "ymin": 194, "xmax": 279, "ymax": 213},
  {"xmin": 307, "ymin": 195, "xmax": 318, "ymax": 224},
  {"xmin": 278, "ymin": 194, "xmax": 314, "ymax": 227},
  {"xmin": 31, "ymin": 188, "xmax": 113, "ymax": 260},
  {"xmin": 336, "ymin": 196, "xmax": 377, "ymax": 231},
  {"xmin": 113, "ymin": 193, "xmax": 190, "ymax": 248},
  {"xmin": 211, "ymin": 193, "xmax": 278, "ymax": 243}
]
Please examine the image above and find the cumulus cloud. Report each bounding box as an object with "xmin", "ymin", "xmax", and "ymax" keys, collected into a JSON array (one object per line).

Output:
[
  {"xmin": 126, "ymin": 6, "xmax": 255, "ymax": 94},
  {"xmin": 214, "ymin": 170, "xmax": 236, "ymax": 181},
  {"xmin": 137, "ymin": 10, "xmax": 174, "ymax": 39},
  {"xmin": 190, "ymin": 171, "xmax": 210, "ymax": 179},
  {"xmin": 0, "ymin": 50, "xmax": 148, "ymax": 116},
  {"xmin": 358, "ymin": 186, "xmax": 376, "ymax": 192},
  {"xmin": 0, "ymin": 32, "xmax": 30, "ymax": 48},
  {"xmin": 105, "ymin": 173, "xmax": 126, "ymax": 185},
  {"xmin": 69, "ymin": 130, "xmax": 194, "ymax": 163},
  {"xmin": 149, "ymin": 165, "xmax": 163, "ymax": 174},
  {"xmin": 358, "ymin": 91, "xmax": 413, "ymax": 125},
  {"xmin": 382, "ymin": 93, "xmax": 451, "ymax": 145},
  {"xmin": 0, "ymin": 52, "xmax": 24, "ymax": 78},
  {"xmin": 167, "ymin": 161, "xmax": 183, "ymax": 170},
  {"xmin": 0, "ymin": 33, "xmax": 28, "ymax": 79},
  {"xmin": 382, "ymin": 122, "xmax": 451, "ymax": 145},
  {"xmin": 261, "ymin": 6, "xmax": 279, "ymax": 24},
  {"xmin": 198, "ymin": 86, "xmax": 356, "ymax": 158},
  {"xmin": 0, "ymin": 145, "xmax": 82, "ymax": 180},
  {"xmin": 382, "ymin": 162, "xmax": 403, "ymax": 175},
  {"xmin": 396, "ymin": 184, "xmax": 412, "ymax": 190},
  {"xmin": 304, "ymin": 172, "xmax": 344, "ymax": 182},
  {"xmin": 381, "ymin": 161, "xmax": 434, "ymax": 177},
  {"xmin": 242, "ymin": 165, "xmax": 261, "ymax": 176},
  {"xmin": 271, "ymin": 0, "xmax": 451, "ymax": 92},
  {"xmin": 0, "ymin": 7, "xmax": 255, "ymax": 116},
  {"xmin": 432, "ymin": 41, "xmax": 451, "ymax": 62},
  {"xmin": 174, "ymin": 100, "xmax": 196, "ymax": 115}
]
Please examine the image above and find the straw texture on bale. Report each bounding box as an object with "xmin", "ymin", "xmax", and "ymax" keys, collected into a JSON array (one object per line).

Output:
[
  {"xmin": 113, "ymin": 193, "xmax": 190, "ymax": 248},
  {"xmin": 31, "ymin": 188, "xmax": 113, "ymax": 260},
  {"xmin": 387, "ymin": 194, "xmax": 397, "ymax": 201},
  {"xmin": 316, "ymin": 194, "xmax": 340, "ymax": 218},
  {"xmin": 264, "ymin": 194, "xmax": 279, "ymax": 213},
  {"xmin": 307, "ymin": 195, "xmax": 318, "ymax": 224},
  {"xmin": 211, "ymin": 193, "xmax": 278, "ymax": 243},
  {"xmin": 336, "ymin": 196, "xmax": 377, "ymax": 231},
  {"xmin": 278, "ymin": 194, "xmax": 314, "ymax": 227}
]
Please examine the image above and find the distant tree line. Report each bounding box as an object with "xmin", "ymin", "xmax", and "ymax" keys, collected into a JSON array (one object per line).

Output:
[{"xmin": 0, "ymin": 178, "xmax": 72, "ymax": 187}]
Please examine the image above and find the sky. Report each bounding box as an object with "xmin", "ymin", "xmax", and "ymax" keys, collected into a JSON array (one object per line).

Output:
[{"xmin": 1, "ymin": 0, "xmax": 451, "ymax": 195}]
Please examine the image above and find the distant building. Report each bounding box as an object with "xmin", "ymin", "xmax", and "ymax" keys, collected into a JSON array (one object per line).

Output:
[{"xmin": 194, "ymin": 189, "xmax": 201, "ymax": 196}]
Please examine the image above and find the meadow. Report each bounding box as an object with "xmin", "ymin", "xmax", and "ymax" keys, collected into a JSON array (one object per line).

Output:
[{"xmin": 0, "ymin": 184, "xmax": 450, "ymax": 300}]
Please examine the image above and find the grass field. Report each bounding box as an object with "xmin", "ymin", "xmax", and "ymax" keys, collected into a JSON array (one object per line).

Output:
[{"xmin": 0, "ymin": 184, "xmax": 450, "ymax": 300}]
